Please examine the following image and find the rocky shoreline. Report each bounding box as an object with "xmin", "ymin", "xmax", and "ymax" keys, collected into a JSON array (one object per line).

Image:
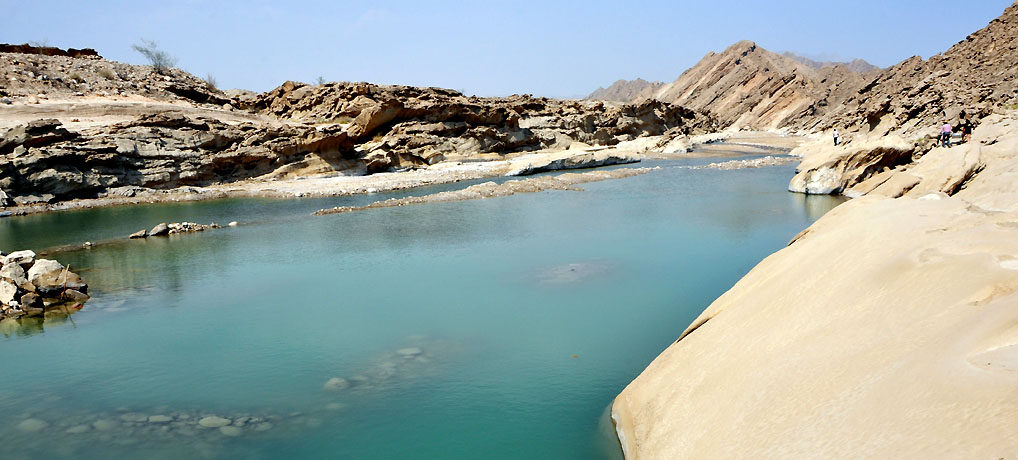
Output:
[{"xmin": 0, "ymin": 250, "xmax": 88, "ymax": 321}]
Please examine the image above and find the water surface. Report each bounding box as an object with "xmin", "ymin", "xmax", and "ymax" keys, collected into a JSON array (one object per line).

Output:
[{"xmin": 0, "ymin": 157, "xmax": 843, "ymax": 459}]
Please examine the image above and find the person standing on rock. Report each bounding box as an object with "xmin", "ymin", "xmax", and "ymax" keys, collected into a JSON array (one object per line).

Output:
[
  {"xmin": 957, "ymin": 111, "xmax": 973, "ymax": 143},
  {"xmin": 833, "ymin": 128, "xmax": 840, "ymax": 146},
  {"xmin": 940, "ymin": 121, "xmax": 953, "ymax": 147}
]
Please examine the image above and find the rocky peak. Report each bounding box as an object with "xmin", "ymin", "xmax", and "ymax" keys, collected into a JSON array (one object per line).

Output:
[{"xmin": 587, "ymin": 78, "xmax": 665, "ymax": 103}]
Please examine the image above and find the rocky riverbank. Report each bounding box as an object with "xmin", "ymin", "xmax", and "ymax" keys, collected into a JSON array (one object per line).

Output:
[{"xmin": 0, "ymin": 250, "xmax": 88, "ymax": 320}]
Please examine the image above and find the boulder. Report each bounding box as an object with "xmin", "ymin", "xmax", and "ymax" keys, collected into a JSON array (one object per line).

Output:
[
  {"xmin": 149, "ymin": 222, "xmax": 169, "ymax": 236},
  {"xmin": 2, "ymin": 250, "xmax": 35, "ymax": 267},
  {"xmin": 0, "ymin": 280, "xmax": 17, "ymax": 305},
  {"xmin": 129, "ymin": 229, "xmax": 148, "ymax": 239},
  {"xmin": 0, "ymin": 262, "xmax": 27, "ymax": 285},
  {"xmin": 28, "ymin": 259, "xmax": 87, "ymax": 295},
  {"xmin": 19, "ymin": 292, "xmax": 40, "ymax": 309},
  {"xmin": 27, "ymin": 259, "xmax": 64, "ymax": 283},
  {"xmin": 0, "ymin": 190, "xmax": 12, "ymax": 207},
  {"xmin": 61, "ymin": 289, "xmax": 90, "ymax": 303}
]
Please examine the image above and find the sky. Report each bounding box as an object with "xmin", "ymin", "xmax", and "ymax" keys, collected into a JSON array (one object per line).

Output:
[{"xmin": 1, "ymin": 0, "xmax": 1012, "ymax": 98}]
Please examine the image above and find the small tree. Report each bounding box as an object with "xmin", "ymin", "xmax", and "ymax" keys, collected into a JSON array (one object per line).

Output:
[
  {"xmin": 132, "ymin": 39, "xmax": 177, "ymax": 74},
  {"xmin": 315, "ymin": 76, "xmax": 326, "ymax": 86},
  {"xmin": 204, "ymin": 73, "xmax": 218, "ymax": 91}
]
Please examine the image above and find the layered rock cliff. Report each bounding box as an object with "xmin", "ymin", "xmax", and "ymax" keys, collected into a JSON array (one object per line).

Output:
[{"xmin": 0, "ymin": 52, "xmax": 716, "ymax": 207}]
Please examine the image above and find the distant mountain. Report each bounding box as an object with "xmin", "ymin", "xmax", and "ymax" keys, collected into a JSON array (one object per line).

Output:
[
  {"xmin": 587, "ymin": 78, "xmax": 664, "ymax": 102},
  {"xmin": 645, "ymin": 41, "xmax": 868, "ymax": 129},
  {"xmin": 782, "ymin": 52, "xmax": 882, "ymax": 74}
]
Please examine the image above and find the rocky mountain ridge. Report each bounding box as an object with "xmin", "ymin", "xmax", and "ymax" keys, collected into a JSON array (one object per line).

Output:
[
  {"xmin": 586, "ymin": 78, "xmax": 664, "ymax": 102},
  {"xmin": 588, "ymin": 41, "xmax": 874, "ymax": 130},
  {"xmin": 781, "ymin": 52, "xmax": 882, "ymax": 74}
]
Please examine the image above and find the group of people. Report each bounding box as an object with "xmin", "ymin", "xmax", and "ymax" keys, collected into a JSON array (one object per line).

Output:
[
  {"xmin": 938, "ymin": 111, "xmax": 973, "ymax": 147},
  {"xmin": 830, "ymin": 111, "xmax": 973, "ymax": 148}
]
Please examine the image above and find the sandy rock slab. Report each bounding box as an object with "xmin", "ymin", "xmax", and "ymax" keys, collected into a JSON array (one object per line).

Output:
[{"xmin": 612, "ymin": 194, "xmax": 1018, "ymax": 459}]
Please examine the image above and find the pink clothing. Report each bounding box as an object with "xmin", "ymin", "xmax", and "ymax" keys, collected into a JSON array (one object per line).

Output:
[{"xmin": 941, "ymin": 124, "xmax": 953, "ymax": 133}]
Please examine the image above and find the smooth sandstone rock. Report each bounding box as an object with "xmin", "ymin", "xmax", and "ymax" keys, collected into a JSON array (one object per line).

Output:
[
  {"xmin": 129, "ymin": 229, "xmax": 147, "ymax": 239},
  {"xmin": 614, "ymin": 113, "xmax": 1018, "ymax": 459}
]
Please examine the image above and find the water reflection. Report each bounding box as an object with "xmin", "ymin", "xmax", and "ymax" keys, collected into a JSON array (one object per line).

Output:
[{"xmin": 789, "ymin": 192, "xmax": 849, "ymax": 222}]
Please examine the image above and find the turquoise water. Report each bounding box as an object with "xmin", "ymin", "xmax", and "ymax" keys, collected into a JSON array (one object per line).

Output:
[{"xmin": 0, "ymin": 157, "xmax": 843, "ymax": 459}]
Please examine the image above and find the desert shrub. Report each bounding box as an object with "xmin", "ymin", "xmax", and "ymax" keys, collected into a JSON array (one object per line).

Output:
[
  {"xmin": 68, "ymin": 72, "xmax": 84, "ymax": 83},
  {"xmin": 316, "ymin": 76, "xmax": 326, "ymax": 85},
  {"xmin": 97, "ymin": 67, "xmax": 116, "ymax": 80},
  {"xmin": 204, "ymin": 73, "xmax": 218, "ymax": 91},
  {"xmin": 132, "ymin": 39, "xmax": 177, "ymax": 74}
]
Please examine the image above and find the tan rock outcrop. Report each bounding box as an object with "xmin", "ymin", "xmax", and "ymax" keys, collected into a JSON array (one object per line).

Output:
[{"xmin": 788, "ymin": 134, "xmax": 915, "ymax": 194}]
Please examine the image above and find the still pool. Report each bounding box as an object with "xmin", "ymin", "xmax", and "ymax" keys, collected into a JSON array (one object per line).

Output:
[{"xmin": 0, "ymin": 157, "xmax": 843, "ymax": 459}]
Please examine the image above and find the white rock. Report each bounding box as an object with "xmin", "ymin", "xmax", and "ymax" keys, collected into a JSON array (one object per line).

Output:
[
  {"xmin": 228, "ymin": 221, "xmax": 238, "ymax": 227},
  {"xmin": 148, "ymin": 415, "xmax": 172, "ymax": 423},
  {"xmin": 27, "ymin": 258, "xmax": 64, "ymax": 283},
  {"xmin": 0, "ymin": 280, "xmax": 17, "ymax": 305},
  {"xmin": 0, "ymin": 262, "xmax": 27, "ymax": 285},
  {"xmin": 3, "ymin": 250, "xmax": 35, "ymax": 266}
]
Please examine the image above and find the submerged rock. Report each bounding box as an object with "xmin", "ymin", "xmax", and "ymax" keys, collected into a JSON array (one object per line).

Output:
[
  {"xmin": 219, "ymin": 426, "xmax": 243, "ymax": 437},
  {"xmin": 17, "ymin": 418, "xmax": 48, "ymax": 432},
  {"xmin": 322, "ymin": 377, "xmax": 350, "ymax": 391},
  {"xmin": 198, "ymin": 416, "xmax": 231, "ymax": 428}
]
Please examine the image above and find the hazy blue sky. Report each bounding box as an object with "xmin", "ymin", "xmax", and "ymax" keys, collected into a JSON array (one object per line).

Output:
[{"xmin": 1, "ymin": 1, "xmax": 1011, "ymax": 97}]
